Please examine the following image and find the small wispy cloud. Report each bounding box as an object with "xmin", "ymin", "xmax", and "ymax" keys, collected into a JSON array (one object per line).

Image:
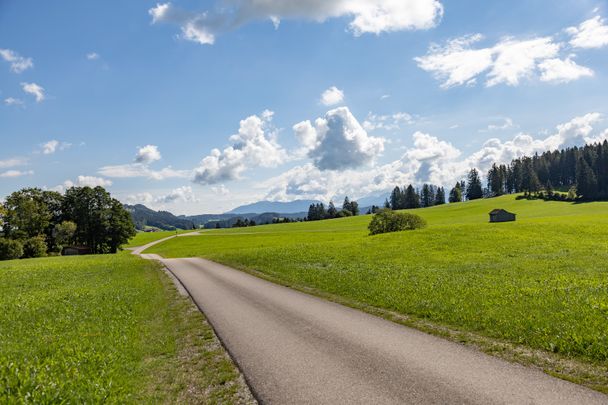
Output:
[
  {"xmin": 21, "ymin": 82, "xmax": 45, "ymax": 102},
  {"xmin": 0, "ymin": 48, "xmax": 33, "ymax": 73}
]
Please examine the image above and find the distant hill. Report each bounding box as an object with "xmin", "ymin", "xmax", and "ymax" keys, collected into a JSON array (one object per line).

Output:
[
  {"xmin": 356, "ymin": 192, "xmax": 390, "ymax": 208},
  {"xmin": 228, "ymin": 200, "xmax": 321, "ymax": 214},
  {"xmin": 125, "ymin": 204, "xmax": 195, "ymax": 231},
  {"xmin": 201, "ymin": 212, "xmax": 306, "ymax": 229}
]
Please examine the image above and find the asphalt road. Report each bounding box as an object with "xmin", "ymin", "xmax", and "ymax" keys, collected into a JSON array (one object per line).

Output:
[{"xmin": 134, "ymin": 238, "xmax": 608, "ymax": 404}]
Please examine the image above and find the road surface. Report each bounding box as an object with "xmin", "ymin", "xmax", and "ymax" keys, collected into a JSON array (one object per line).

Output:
[{"xmin": 133, "ymin": 237, "xmax": 607, "ymax": 404}]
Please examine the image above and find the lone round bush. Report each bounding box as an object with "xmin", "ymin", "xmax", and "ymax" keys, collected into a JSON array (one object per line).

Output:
[{"xmin": 368, "ymin": 210, "xmax": 427, "ymax": 235}]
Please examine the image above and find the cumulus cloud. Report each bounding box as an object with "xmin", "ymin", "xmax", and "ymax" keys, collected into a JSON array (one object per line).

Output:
[
  {"xmin": 567, "ymin": 15, "xmax": 608, "ymax": 49},
  {"xmin": 415, "ymin": 14, "xmax": 608, "ymax": 89},
  {"xmin": 362, "ymin": 112, "xmax": 414, "ymax": 131},
  {"xmin": 40, "ymin": 140, "xmax": 71, "ymax": 155},
  {"xmin": 99, "ymin": 145, "xmax": 188, "ymax": 180},
  {"xmin": 193, "ymin": 110, "xmax": 287, "ymax": 185},
  {"xmin": 0, "ymin": 169, "xmax": 33, "ymax": 178},
  {"xmin": 64, "ymin": 176, "xmax": 113, "ymax": 188},
  {"xmin": 538, "ymin": 56, "xmax": 594, "ymax": 83},
  {"xmin": 21, "ymin": 82, "xmax": 45, "ymax": 102},
  {"xmin": 86, "ymin": 52, "xmax": 100, "ymax": 60},
  {"xmin": 320, "ymin": 86, "xmax": 344, "ymax": 106},
  {"xmin": 294, "ymin": 107, "xmax": 385, "ymax": 171},
  {"xmin": 156, "ymin": 186, "xmax": 198, "ymax": 203},
  {"xmin": 149, "ymin": 0, "xmax": 443, "ymax": 45},
  {"xmin": 135, "ymin": 144, "xmax": 162, "ymax": 164},
  {"xmin": 262, "ymin": 113, "xmax": 607, "ymax": 202},
  {"xmin": 4, "ymin": 97, "xmax": 24, "ymax": 107},
  {"xmin": 0, "ymin": 49, "xmax": 33, "ymax": 73},
  {"xmin": 416, "ymin": 34, "xmax": 565, "ymax": 88},
  {"xmin": 125, "ymin": 186, "xmax": 199, "ymax": 205}
]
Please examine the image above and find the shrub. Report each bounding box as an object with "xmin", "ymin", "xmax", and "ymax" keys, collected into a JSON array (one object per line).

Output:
[
  {"xmin": 22, "ymin": 236, "xmax": 48, "ymax": 258},
  {"xmin": 0, "ymin": 238, "xmax": 24, "ymax": 260},
  {"xmin": 368, "ymin": 209, "xmax": 427, "ymax": 236}
]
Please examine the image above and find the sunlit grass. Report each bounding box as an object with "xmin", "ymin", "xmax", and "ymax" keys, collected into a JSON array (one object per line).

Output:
[
  {"xmin": 147, "ymin": 195, "xmax": 608, "ymax": 363},
  {"xmin": 0, "ymin": 253, "xmax": 251, "ymax": 403}
]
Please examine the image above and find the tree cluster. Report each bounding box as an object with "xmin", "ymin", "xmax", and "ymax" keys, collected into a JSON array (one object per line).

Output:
[
  {"xmin": 232, "ymin": 218, "xmax": 256, "ymax": 227},
  {"xmin": 0, "ymin": 187, "xmax": 136, "ymax": 260},
  {"xmin": 486, "ymin": 141, "xmax": 608, "ymax": 201},
  {"xmin": 307, "ymin": 197, "xmax": 359, "ymax": 221},
  {"xmin": 388, "ymin": 184, "xmax": 446, "ymax": 210}
]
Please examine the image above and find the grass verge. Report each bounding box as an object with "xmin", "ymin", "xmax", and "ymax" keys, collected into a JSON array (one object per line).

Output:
[{"xmin": 0, "ymin": 253, "xmax": 254, "ymax": 404}]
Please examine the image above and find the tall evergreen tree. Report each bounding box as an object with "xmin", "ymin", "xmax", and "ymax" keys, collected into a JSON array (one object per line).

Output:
[
  {"xmin": 448, "ymin": 182, "xmax": 463, "ymax": 203},
  {"xmin": 404, "ymin": 185, "xmax": 420, "ymax": 209},
  {"xmin": 466, "ymin": 169, "xmax": 483, "ymax": 200}
]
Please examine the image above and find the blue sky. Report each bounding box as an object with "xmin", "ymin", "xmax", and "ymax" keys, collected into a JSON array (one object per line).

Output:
[{"xmin": 1, "ymin": 0, "xmax": 608, "ymax": 214}]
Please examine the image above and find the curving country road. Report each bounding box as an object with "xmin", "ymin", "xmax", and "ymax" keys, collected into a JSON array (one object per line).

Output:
[{"xmin": 133, "ymin": 236, "xmax": 607, "ymax": 404}]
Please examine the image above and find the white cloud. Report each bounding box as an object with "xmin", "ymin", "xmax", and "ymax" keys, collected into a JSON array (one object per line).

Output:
[
  {"xmin": 21, "ymin": 82, "xmax": 45, "ymax": 102},
  {"xmin": 0, "ymin": 169, "xmax": 33, "ymax": 178},
  {"xmin": 86, "ymin": 52, "xmax": 100, "ymax": 60},
  {"xmin": 294, "ymin": 107, "xmax": 385, "ymax": 170},
  {"xmin": 125, "ymin": 186, "xmax": 199, "ymax": 206},
  {"xmin": 320, "ymin": 86, "xmax": 344, "ymax": 106},
  {"xmin": 98, "ymin": 163, "xmax": 190, "ymax": 180},
  {"xmin": 0, "ymin": 49, "xmax": 33, "ymax": 73},
  {"xmin": 486, "ymin": 37, "xmax": 560, "ymax": 87},
  {"xmin": 262, "ymin": 113, "xmax": 607, "ymax": 202},
  {"xmin": 135, "ymin": 144, "xmax": 162, "ymax": 164},
  {"xmin": 415, "ymin": 34, "xmax": 494, "ymax": 88},
  {"xmin": 363, "ymin": 112, "xmax": 414, "ymax": 131},
  {"xmin": 567, "ymin": 15, "xmax": 608, "ymax": 49},
  {"xmin": 42, "ymin": 140, "xmax": 59, "ymax": 155},
  {"xmin": 100, "ymin": 144, "xmax": 187, "ymax": 180},
  {"xmin": 211, "ymin": 184, "xmax": 230, "ymax": 196},
  {"xmin": 40, "ymin": 140, "xmax": 71, "ymax": 155},
  {"xmin": 416, "ymin": 34, "xmax": 564, "ymax": 88},
  {"xmin": 63, "ymin": 176, "xmax": 113, "ymax": 188},
  {"xmin": 415, "ymin": 14, "xmax": 608, "ymax": 89},
  {"xmin": 485, "ymin": 117, "xmax": 517, "ymax": 132},
  {"xmin": 0, "ymin": 157, "xmax": 27, "ymax": 169},
  {"xmin": 149, "ymin": 0, "xmax": 443, "ymax": 45},
  {"xmin": 156, "ymin": 186, "xmax": 199, "ymax": 203},
  {"xmin": 538, "ymin": 56, "xmax": 594, "ymax": 83},
  {"xmin": 193, "ymin": 110, "xmax": 287, "ymax": 185},
  {"xmin": 4, "ymin": 97, "xmax": 24, "ymax": 107}
]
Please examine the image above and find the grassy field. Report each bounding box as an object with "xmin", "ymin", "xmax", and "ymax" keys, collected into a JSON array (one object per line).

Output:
[
  {"xmin": 0, "ymin": 253, "xmax": 253, "ymax": 403},
  {"xmin": 145, "ymin": 195, "xmax": 608, "ymax": 389},
  {"xmin": 125, "ymin": 229, "xmax": 196, "ymax": 248}
]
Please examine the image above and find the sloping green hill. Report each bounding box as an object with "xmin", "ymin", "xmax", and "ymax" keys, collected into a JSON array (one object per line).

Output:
[{"xmin": 146, "ymin": 195, "xmax": 608, "ymax": 390}]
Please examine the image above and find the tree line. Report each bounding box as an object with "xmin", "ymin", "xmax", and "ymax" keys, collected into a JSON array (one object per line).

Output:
[
  {"xmin": 485, "ymin": 141, "xmax": 608, "ymax": 200},
  {"xmin": 0, "ymin": 186, "xmax": 136, "ymax": 260},
  {"xmin": 387, "ymin": 184, "xmax": 447, "ymax": 210},
  {"xmin": 307, "ymin": 196, "xmax": 360, "ymax": 221}
]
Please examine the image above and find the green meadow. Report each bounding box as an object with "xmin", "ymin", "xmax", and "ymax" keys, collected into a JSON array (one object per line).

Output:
[
  {"xmin": 146, "ymin": 195, "xmax": 608, "ymax": 382},
  {"xmin": 0, "ymin": 253, "xmax": 252, "ymax": 404},
  {"xmin": 125, "ymin": 229, "xmax": 194, "ymax": 248}
]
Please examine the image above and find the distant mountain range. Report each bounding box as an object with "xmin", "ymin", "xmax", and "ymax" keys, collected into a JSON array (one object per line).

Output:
[
  {"xmin": 125, "ymin": 204, "xmax": 195, "ymax": 230},
  {"xmin": 228, "ymin": 199, "xmax": 321, "ymax": 214},
  {"xmin": 126, "ymin": 195, "xmax": 387, "ymax": 231}
]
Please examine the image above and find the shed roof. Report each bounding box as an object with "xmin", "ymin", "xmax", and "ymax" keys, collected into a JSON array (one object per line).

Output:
[{"xmin": 489, "ymin": 209, "xmax": 514, "ymax": 215}]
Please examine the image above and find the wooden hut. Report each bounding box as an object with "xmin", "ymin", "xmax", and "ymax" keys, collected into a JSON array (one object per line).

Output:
[{"xmin": 489, "ymin": 209, "xmax": 516, "ymax": 223}]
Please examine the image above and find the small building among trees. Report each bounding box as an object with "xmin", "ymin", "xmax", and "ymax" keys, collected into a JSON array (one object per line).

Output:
[
  {"xmin": 489, "ymin": 209, "xmax": 516, "ymax": 223},
  {"xmin": 61, "ymin": 246, "xmax": 93, "ymax": 256}
]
